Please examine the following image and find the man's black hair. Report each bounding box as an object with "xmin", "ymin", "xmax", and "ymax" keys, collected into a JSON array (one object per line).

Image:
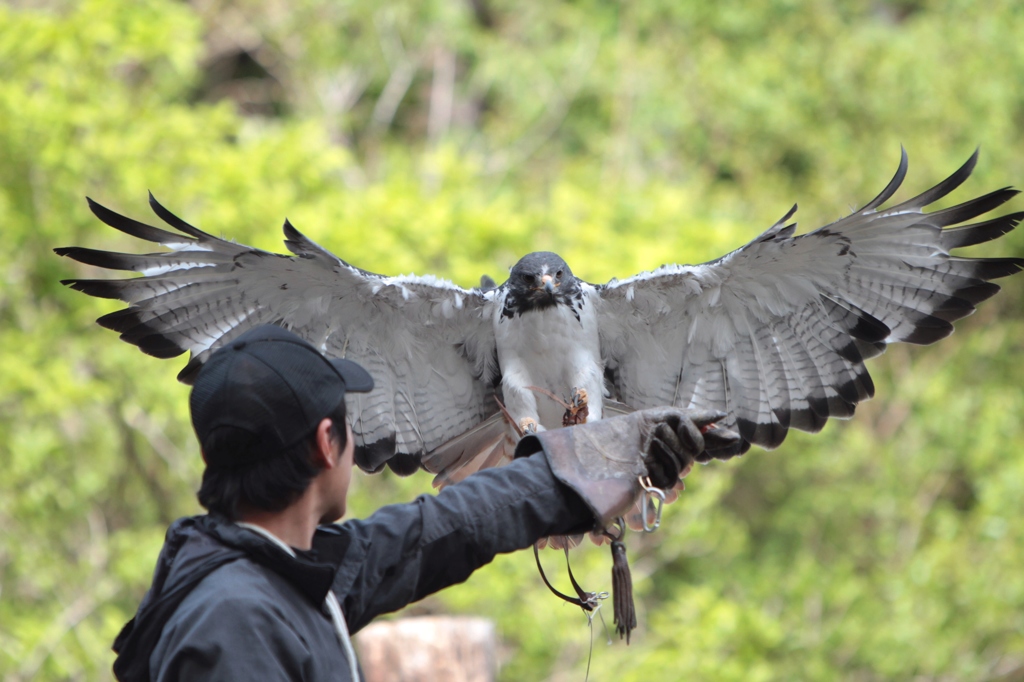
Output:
[{"xmin": 197, "ymin": 400, "xmax": 348, "ymax": 520}]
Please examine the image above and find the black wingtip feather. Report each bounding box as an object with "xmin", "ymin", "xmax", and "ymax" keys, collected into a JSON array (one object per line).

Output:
[
  {"xmin": 941, "ymin": 212, "xmax": 1024, "ymax": 250},
  {"xmin": 848, "ymin": 312, "xmax": 890, "ymax": 344},
  {"xmin": 697, "ymin": 437, "xmax": 750, "ymax": 462},
  {"xmin": 835, "ymin": 341, "xmax": 865, "ymax": 364},
  {"xmin": 806, "ymin": 395, "xmax": 831, "ymax": 421},
  {"xmin": 733, "ymin": 415, "xmax": 788, "ymax": 451},
  {"xmin": 176, "ymin": 356, "xmax": 204, "ymax": 385},
  {"xmin": 50, "ymin": 246, "xmax": 141, "ymax": 272},
  {"xmin": 859, "ymin": 146, "xmax": 909, "ymax": 212},
  {"xmin": 853, "ymin": 339, "xmax": 887, "ymax": 362},
  {"xmin": 927, "ymin": 188, "xmax": 1020, "ymax": 228},
  {"xmin": 62, "ymin": 279, "xmax": 131, "ymax": 300},
  {"xmin": 822, "ymin": 296, "xmax": 891, "ymax": 343},
  {"xmin": 386, "ymin": 452, "xmax": 424, "ymax": 476},
  {"xmin": 901, "ymin": 319, "xmax": 955, "ymax": 345},
  {"xmin": 735, "ymin": 418, "xmax": 757, "ymax": 444},
  {"xmin": 148, "ymin": 193, "xmax": 214, "ymax": 240},
  {"xmin": 132, "ymin": 332, "xmax": 189, "ymax": 359},
  {"xmin": 757, "ymin": 204, "xmax": 799, "ymax": 243},
  {"xmin": 96, "ymin": 308, "xmax": 141, "ymax": 333},
  {"xmin": 282, "ymin": 219, "xmax": 311, "ymax": 256},
  {"xmin": 972, "ymin": 257, "xmax": 1024, "ymax": 280},
  {"xmin": 826, "ymin": 391, "xmax": 857, "ymax": 419},
  {"xmin": 776, "ymin": 203, "xmax": 798, "ymax": 226},
  {"xmin": 355, "ymin": 435, "xmax": 398, "ymax": 474},
  {"xmin": 97, "ymin": 308, "xmax": 188, "ymax": 358},
  {"xmin": 958, "ymin": 258, "xmax": 1024, "ymax": 280},
  {"xmin": 763, "ymin": 420, "xmax": 789, "ymax": 450},
  {"xmin": 789, "ymin": 407, "xmax": 828, "ymax": 434},
  {"xmin": 859, "ymin": 372, "xmax": 876, "ymax": 400},
  {"xmin": 834, "ymin": 371, "xmax": 874, "ymax": 404},
  {"xmin": 282, "ymin": 218, "xmax": 300, "ymax": 239},
  {"xmin": 929, "ymin": 295, "xmax": 979, "ymax": 323},
  {"xmin": 951, "ymin": 281, "xmax": 1001, "ymax": 305}
]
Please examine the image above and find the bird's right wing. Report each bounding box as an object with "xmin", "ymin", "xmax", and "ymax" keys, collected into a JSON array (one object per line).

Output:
[{"xmin": 56, "ymin": 196, "xmax": 501, "ymax": 475}]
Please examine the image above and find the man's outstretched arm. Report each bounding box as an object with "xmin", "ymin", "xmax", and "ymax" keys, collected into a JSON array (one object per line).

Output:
[
  {"xmin": 322, "ymin": 450, "xmax": 591, "ymax": 633},
  {"xmin": 319, "ymin": 408, "xmax": 735, "ymax": 633}
]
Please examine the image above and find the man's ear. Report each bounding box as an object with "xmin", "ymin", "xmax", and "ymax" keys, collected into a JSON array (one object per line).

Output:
[{"xmin": 314, "ymin": 418, "xmax": 337, "ymax": 469}]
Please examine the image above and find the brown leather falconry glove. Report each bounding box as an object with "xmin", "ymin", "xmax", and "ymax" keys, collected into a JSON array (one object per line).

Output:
[
  {"xmin": 515, "ymin": 407, "xmax": 740, "ymax": 642},
  {"xmin": 518, "ymin": 407, "xmax": 737, "ymax": 531}
]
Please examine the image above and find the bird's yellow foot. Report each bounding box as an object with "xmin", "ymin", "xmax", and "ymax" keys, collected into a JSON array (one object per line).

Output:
[
  {"xmin": 562, "ymin": 387, "xmax": 589, "ymax": 426},
  {"xmin": 519, "ymin": 417, "xmax": 539, "ymax": 435}
]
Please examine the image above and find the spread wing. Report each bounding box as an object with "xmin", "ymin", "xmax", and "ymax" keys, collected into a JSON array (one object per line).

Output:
[
  {"xmin": 597, "ymin": 150, "xmax": 1024, "ymax": 459},
  {"xmin": 55, "ymin": 195, "xmax": 501, "ymax": 474}
]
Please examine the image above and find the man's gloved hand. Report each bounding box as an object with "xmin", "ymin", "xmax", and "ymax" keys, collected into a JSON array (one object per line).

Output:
[
  {"xmin": 642, "ymin": 408, "xmax": 733, "ymax": 490},
  {"xmin": 516, "ymin": 408, "xmax": 741, "ymax": 531},
  {"xmin": 516, "ymin": 408, "xmax": 741, "ymax": 643}
]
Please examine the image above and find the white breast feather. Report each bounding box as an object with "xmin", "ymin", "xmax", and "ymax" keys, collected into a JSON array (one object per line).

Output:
[{"xmin": 493, "ymin": 285, "xmax": 603, "ymax": 429}]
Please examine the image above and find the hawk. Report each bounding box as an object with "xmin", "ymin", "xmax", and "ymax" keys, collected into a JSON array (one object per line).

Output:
[{"xmin": 56, "ymin": 150, "xmax": 1023, "ymax": 484}]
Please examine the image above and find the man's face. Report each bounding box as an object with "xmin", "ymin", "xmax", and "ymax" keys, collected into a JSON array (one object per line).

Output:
[{"xmin": 320, "ymin": 420, "xmax": 355, "ymax": 524}]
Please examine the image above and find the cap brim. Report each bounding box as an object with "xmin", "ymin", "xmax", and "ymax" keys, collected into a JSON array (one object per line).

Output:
[{"xmin": 330, "ymin": 357, "xmax": 374, "ymax": 393}]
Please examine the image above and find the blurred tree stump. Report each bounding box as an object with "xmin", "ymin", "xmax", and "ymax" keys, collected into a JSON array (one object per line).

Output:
[{"xmin": 355, "ymin": 616, "xmax": 497, "ymax": 682}]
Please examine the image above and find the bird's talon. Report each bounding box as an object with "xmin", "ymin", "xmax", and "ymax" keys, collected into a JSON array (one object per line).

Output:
[
  {"xmin": 519, "ymin": 417, "xmax": 539, "ymax": 435},
  {"xmin": 562, "ymin": 387, "xmax": 590, "ymax": 427}
]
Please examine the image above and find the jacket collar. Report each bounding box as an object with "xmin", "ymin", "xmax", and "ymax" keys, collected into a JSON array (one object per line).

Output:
[{"xmin": 199, "ymin": 514, "xmax": 338, "ymax": 606}]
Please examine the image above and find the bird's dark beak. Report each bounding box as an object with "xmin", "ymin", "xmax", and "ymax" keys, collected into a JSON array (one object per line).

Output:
[{"xmin": 542, "ymin": 274, "xmax": 555, "ymax": 294}]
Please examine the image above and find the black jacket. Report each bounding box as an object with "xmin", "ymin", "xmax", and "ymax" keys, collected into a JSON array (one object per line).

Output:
[{"xmin": 112, "ymin": 450, "xmax": 590, "ymax": 681}]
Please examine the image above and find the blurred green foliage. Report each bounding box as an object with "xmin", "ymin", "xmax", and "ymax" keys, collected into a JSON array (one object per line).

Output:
[{"xmin": 2, "ymin": 0, "xmax": 1023, "ymax": 679}]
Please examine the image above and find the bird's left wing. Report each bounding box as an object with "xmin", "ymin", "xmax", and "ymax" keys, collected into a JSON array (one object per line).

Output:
[
  {"xmin": 56, "ymin": 196, "xmax": 500, "ymax": 475},
  {"xmin": 597, "ymin": 150, "xmax": 1023, "ymax": 459}
]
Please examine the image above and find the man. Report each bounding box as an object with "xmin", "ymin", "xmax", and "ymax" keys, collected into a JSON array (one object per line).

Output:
[{"xmin": 112, "ymin": 324, "xmax": 733, "ymax": 681}]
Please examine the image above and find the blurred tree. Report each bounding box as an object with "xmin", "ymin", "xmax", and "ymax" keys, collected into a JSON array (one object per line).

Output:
[{"xmin": 1, "ymin": 0, "xmax": 1022, "ymax": 679}]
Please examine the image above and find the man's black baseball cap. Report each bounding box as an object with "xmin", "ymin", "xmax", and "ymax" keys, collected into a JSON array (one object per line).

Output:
[{"xmin": 189, "ymin": 324, "xmax": 373, "ymax": 468}]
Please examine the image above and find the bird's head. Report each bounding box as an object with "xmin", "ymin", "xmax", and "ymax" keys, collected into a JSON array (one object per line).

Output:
[{"xmin": 505, "ymin": 251, "xmax": 580, "ymax": 313}]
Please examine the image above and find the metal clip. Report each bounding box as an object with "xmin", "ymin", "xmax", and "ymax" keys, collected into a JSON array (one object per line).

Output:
[{"xmin": 638, "ymin": 476, "xmax": 666, "ymax": 533}]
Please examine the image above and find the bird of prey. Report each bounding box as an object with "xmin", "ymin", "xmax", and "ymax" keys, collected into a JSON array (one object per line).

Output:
[{"xmin": 56, "ymin": 150, "xmax": 1023, "ymax": 485}]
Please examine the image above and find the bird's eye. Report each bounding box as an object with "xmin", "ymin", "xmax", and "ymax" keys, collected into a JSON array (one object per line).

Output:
[{"xmin": 556, "ymin": 269, "xmax": 563, "ymax": 278}]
